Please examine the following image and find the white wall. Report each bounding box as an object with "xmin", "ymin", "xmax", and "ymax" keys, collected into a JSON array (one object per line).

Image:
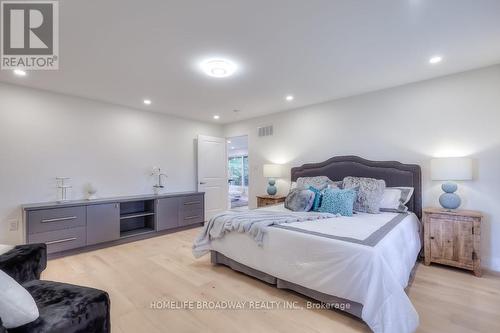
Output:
[
  {"xmin": 224, "ymin": 65, "xmax": 500, "ymax": 271},
  {"xmin": 0, "ymin": 83, "xmax": 222, "ymax": 244}
]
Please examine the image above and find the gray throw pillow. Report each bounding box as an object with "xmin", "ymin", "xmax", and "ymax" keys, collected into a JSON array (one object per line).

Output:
[
  {"xmin": 342, "ymin": 176, "xmax": 386, "ymax": 214},
  {"xmin": 285, "ymin": 189, "xmax": 315, "ymax": 212},
  {"xmin": 296, "ymin": 176, "xmax": 332, "ymax": 190}
]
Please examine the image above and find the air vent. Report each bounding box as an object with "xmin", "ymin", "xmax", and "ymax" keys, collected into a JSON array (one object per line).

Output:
[{"xmin": 258, "ymin": 125, "xmax": 273, "ymax": 137}]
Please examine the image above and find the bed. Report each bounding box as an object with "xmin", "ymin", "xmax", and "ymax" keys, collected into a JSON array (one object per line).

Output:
[{"xmin": 196, "ymin": 156, "xmax": 422, "ymax": 333}]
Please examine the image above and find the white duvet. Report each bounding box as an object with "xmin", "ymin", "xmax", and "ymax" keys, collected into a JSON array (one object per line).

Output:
[{"xmin": 208, "ymin": 204, "xmax": 421, "ymax": 333}]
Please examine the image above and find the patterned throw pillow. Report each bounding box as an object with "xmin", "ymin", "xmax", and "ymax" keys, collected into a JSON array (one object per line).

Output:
[
  {"xmin": 284, "ymin": 189, "xmax": 316, "ymax": 212},
  {"xmin": 342, "ymin": 176, "xmax": 386, "ymax": 214},
  {"xmin": 318, "ymin": 188, "xmax": 357, "ymax": 216},
  {"xmin": 296, "ymin": 176, "xmax": 332, "ymax": 190},
  {"xmin": 308, "ymin": 186, "xmax": 323, "ymax": 211}
]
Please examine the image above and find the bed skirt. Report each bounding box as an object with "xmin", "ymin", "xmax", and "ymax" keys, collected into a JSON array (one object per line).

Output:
[{"xmin": 210, "ymin": 250, "xmax": 364, "ymax": 319}]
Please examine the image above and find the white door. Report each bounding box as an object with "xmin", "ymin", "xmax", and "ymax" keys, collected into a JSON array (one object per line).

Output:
[{"xmin": 198, "ymin": 135, "xmax": 228, "ymax": 220}]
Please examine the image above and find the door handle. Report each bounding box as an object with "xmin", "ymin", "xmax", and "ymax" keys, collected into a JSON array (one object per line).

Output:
[
  {"xmin": 199, "ymin": 182, "xmax": 206, "ymax": 185},
  {"xmin": 46, "ymin": 237, "xmax": 77, "ymax": 245},
  {"xmin": 41, "ymin": 216, "xmax": 77, "ymax": 223}
]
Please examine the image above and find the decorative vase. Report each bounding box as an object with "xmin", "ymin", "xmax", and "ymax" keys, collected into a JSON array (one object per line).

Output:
[
  {"xmin": 439, "ymin": 182, "xmax": 461, "ymax": 210},
  {"xmin": 86, "ymin": 183, "xmax": 98, "ymax": 200},
  {"xmin": 267, "ymin": 179, "xmax": 277, "ymax": 196}
]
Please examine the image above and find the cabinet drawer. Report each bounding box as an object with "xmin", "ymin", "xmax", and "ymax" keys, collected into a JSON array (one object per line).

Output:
[
  {"xmin": 28, "ymin": 227, "xmax": 86, "ymax": 254},
  {"xmin": 28, "ymin": 207, "xmax": 86, "ymax": 234},
  {"xmin": 179, "ymin": 195, "xmax": 204, "ymax": 211},
  {"xmin": 179, "ymin": 208, "xmax": 204, "ymax": 226}
]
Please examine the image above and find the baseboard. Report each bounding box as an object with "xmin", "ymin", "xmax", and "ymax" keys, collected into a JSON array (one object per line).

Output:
[
  {"xmin": 483, "ymin": 267, "xmax": 500, "ymax": 277},
  {"xmin": 482, "ymin": 256, "xmax": 500, "ymax": 274}
]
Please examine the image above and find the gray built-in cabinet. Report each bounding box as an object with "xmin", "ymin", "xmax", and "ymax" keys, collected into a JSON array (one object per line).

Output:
[
  {"xmin": 23, "ymin": 192, "xmax": 204, "ymax": 256},
  {"xmin": 86, "ymin": 203, "xmax": 120, "ymax": 246}
]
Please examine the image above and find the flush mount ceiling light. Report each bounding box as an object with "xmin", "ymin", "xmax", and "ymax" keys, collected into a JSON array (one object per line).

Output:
[
  {"xmin": 213, "ymin": 115, "xmax": 220, "ymax": 120},
  {"xmin": 200, "ymin": 59, "xmax": 237, "ymax": 78},
  {"xmin": 13, "ymin": 69, "xmax": 27, "ymax": 76},
  {"xmin": 285, "ymin": 95, "xmax": 294, "ymax": 101},
  {"xmin": 143, "ymin": 99, "xmax": 152, "ymax": 105},
  {"xmin": 429, "ymin": 56, "xmax": 443, "ymax": 64}
]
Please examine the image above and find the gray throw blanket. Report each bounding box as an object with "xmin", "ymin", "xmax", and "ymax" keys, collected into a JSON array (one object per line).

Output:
[{"xmin": 193, "ymin": 210, "xmax": 336, "ymax": 258}]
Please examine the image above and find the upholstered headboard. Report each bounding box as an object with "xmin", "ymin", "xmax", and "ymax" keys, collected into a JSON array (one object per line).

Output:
[{"xmin": 291, "ymin": 156, "xmax": 422, "ymax": 219}]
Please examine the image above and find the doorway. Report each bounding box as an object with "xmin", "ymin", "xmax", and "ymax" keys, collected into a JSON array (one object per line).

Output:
[{"xmin": 227, "ymin": 135, "xmax": 248, "ymax": 210}]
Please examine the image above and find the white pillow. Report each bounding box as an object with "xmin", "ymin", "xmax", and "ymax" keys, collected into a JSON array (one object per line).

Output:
[
  {"xmin": 0, "ymin": 269, "xmax": 39, "ymax": 329},
  {"xmin": 380, "ymin": 187, "xmax": 414, "ymax": 212}
]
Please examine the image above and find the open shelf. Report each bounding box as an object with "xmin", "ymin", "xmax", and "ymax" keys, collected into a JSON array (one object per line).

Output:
[
  {"xmin": 119, "ymin": 199, "xmax": 156, "ymax": 238},
  {"xmin": 120, "ymin": 227, "xmax": 155, "ymax": 239},
  {"xmin": 120, "ymin": 211, "xmax": 155, "ymax": 220}
]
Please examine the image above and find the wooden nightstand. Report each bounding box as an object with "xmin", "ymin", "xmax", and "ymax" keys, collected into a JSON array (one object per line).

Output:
[
  {"xmin": 257, "ymin": 195, "xmax": 286, "ymax": 208},
  {"xmin": 423, "ymin": 208, "xmax": 482, "ymax": 277}
]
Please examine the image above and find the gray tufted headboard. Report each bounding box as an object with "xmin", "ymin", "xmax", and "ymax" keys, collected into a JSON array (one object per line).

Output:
[{"xmin": 291, "ymin": 156, "xmax": 422, "ymax": 219}]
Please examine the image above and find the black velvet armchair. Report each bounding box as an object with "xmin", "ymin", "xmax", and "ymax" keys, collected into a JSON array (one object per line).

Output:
[{"xmin": 0, "ymin": 244, "xmax": 110, "ymax": 333}]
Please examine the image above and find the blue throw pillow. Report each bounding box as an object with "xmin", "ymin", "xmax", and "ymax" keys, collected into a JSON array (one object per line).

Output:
[
  {"xmin": 308, "ymin": 186, "xmax": 323, "ymax": 211},
  {"xmin": 318, "ymin": 188, "xmax": 357, "ymax": 216}
]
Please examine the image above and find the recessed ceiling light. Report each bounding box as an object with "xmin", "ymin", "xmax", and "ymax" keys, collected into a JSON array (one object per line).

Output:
[
  {"xmin": 200, "ymin": 59, "xmax": 237, "ymax": 78},
  {"xmin": 143, "ymin": 99, "xmax": 152, "ymax": 105},
  {"xmin": 231, "ymin": 146, "xmax": 235, "ymax": 150},
  {"xmin": 13, "ymin": 69, "xmax": 26, "ymax": 76},
  {"xmin": 213, "ymin": 115, "xmax": 220, "ymax": 120},
  {"xmin": 227, "ymin": 140, "xmax": 232, "ymax": 144},
  {"xmin": 285, "ymin": 95, "xmax": 294, "ymax": 101},
  {"xmin": 429, "ymin": 56, "xmax": 443, "ymax": 64}
]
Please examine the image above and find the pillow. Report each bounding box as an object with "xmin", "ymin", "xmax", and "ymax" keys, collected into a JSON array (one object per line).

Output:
[
  {"xmin": 308, "ymin": 186, "xmax": 323, "ymax": 211},
  {"xmin": 0, "ymin": 269, "xmax": 39, "ymax": 329},
  {"xmin": 328, "ymin": 181, "xmax": 343, "ymax": 189},
  {"xmin": 318, "ymin": 188, "xmax": 357, "ymax": 216},
  {"xmin": 290, "ymin": 181, "xmax": 298, "ymax": 191},
  {"xmin": 296, "ymin": 176, "xmax": 332, "ymax": 190},
  {"xmin": 342, "ymin": 176, "xmax": 386, "ymax": 214},
  {"xmin": 284, "ymin": 189, "xmax": 315, "ymax": 212},
  {"xmin": 380, "ymin": 187, "xmax": 414, "ymax": 212}
]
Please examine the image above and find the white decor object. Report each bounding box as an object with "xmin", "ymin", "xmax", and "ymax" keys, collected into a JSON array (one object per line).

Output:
[
  {"xmin": 56, "ymin": 177, "xmax": 72, "ymax": 202},
  {"xmin": 151, "ymin": 167, "xmax": 168, "ymax": 195},
  {"xmin": 0, "ymin": 269, "xmax": 39, "ymax": 329},
  {"xmin": 85, "ymin": 183, "xmax": 98, "ymax": 200}
]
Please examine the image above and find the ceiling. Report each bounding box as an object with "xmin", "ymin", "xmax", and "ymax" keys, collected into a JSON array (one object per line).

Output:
[{"xmin": 1, "ymin": 0, "xmax": 500, "ymax": 124}]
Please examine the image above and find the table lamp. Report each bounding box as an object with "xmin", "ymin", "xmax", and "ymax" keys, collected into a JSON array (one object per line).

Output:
[
  {"xmin": 431, "ymin": 157, "xmax": 472, "ymax": 210},
  {"xmin": 263, "ymin": 164, "xmax": 282, "ymax": 196}
]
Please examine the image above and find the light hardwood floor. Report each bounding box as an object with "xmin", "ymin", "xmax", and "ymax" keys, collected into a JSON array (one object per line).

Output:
[{"xmin": 42, "ymin": 228, "xmax": 500, "ymax": 333}]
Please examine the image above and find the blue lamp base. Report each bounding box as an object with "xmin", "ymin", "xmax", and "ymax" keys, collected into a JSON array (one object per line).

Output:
[
  {"xmin": 267, "ymin": 179, "xmax": 277, "ymax": 196},
  {"xmin": 439, "ymin": 182, "xmax": 461, "ymax": 210}
]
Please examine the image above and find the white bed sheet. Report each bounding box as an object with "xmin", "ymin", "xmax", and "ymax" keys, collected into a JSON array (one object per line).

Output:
[{"xmin": 209, "ymin": 204, "xmax": 421, "ymax": 333}]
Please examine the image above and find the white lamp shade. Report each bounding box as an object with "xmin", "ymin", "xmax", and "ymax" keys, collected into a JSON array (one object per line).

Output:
[
  {"xmin": 263, "ymin": 164, "xmax": 282, "ymax": 178},
  {"xmin": 431, "ymin": 157, "xmax": 472, "ymax": 181}
]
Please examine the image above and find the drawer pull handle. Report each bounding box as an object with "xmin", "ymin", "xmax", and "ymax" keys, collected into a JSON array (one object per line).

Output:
[
  {"xmin": 41, "ymin": 216, "xmax": 77, "ymax": 223},
  {"xmin": 46, "ymin": 237, "xmax": 77, "ymax": 245},
  {"xmin": 184, "ymin": 215, "xmax": 201, "ymax": 220},
  {"xmin": 184, "ymin": 201, "xmax": 201, "ymax": 205}
]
